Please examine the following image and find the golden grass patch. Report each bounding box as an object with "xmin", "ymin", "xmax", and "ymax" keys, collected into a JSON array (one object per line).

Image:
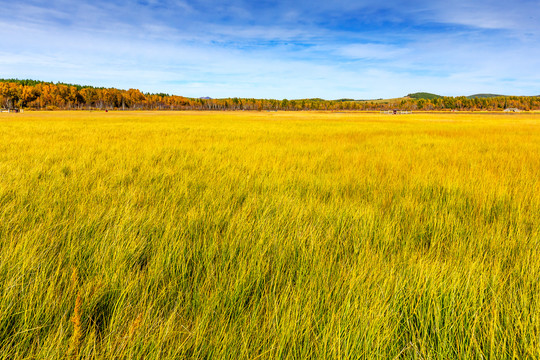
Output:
[{"xmin": 0, "ymin": 111, "xmax": 539, "ymax": 358}]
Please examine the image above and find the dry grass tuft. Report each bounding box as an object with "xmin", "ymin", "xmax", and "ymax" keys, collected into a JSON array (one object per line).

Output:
[{"xmin": 68, "ymin": 293, "xmax": 82, "ymax": 358}]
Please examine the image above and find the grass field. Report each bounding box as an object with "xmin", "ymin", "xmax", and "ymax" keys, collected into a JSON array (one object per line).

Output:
[{"xmin": 0, "ymin": 110, "xmax": 539, "ymax": 359}]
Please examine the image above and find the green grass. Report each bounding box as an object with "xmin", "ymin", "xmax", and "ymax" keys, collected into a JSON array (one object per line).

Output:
[{"xmin": 0, "ymin": 110, "xmax": 539, "ymax": 359}]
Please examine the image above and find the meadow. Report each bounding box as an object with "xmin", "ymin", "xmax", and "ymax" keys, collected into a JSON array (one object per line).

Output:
[{"xmin": 0, "ymin": 110, "xmax": 539, "ymax": 359}]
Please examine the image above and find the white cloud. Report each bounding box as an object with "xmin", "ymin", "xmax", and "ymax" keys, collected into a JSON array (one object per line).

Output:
[{"xmin": 337, "ymin": 43, "xmax": 408, "ymax": 59}]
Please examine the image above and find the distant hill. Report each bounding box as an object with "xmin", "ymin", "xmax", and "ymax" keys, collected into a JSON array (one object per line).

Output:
[
  {"xmin": 334, "ymin": 98, "xmax": 356, "ymax": 102},
  {"xmin": 407, "ymin": 92, "xmax": 520, "ymax": 100},
  {"xmin": 407, "ymin": 92, "xmax": 442, "ymax": 100},
  {"xmin": 467, "ymin": 94, "xmax": 505, "ymax": 99}
]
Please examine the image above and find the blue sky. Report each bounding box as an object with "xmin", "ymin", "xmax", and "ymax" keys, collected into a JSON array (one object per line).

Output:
[{"xmin": 1, "ymin": 0, "xmax": 539, "ymax": 98}]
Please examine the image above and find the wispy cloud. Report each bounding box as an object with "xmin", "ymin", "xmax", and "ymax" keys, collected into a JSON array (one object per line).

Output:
[{"xmin": 337, "ymin": 44, "xmax": 408, "ymax": 60}]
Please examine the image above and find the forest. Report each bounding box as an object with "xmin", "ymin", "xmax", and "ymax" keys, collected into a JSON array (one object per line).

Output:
[{"xmin": 1, "ymin": 79, "xmax": 539, "ymax": 111}]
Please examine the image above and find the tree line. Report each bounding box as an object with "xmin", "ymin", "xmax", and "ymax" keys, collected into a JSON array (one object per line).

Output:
[{"xmin": 1, "ymin": 79, "xmax": 539, "ymax": 111}]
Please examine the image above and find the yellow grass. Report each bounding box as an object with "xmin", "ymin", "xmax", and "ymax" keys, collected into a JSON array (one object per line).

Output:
[{"xmin": 0, "ymin": 110, "xmax": 539, "ymax": 359}]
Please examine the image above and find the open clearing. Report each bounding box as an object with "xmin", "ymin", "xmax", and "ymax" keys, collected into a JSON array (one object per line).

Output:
[{"xmin": 1, "ymin": 111, "xmax": 539, "ymax": 359}]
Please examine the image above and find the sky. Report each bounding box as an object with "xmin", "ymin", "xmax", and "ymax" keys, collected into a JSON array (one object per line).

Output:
[{"xmin": 0, "ymin": 0, "xmax": 539, "ymax": 99}]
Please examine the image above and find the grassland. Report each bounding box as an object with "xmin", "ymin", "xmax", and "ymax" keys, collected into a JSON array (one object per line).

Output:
[{"xmin": 0, "ymin": 110, "xmax": 539, "ymax": 359}]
